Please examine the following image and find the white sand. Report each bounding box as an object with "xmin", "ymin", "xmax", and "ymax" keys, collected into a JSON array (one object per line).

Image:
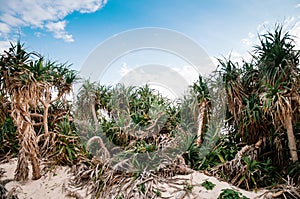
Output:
[
  {"xmin": 1, "ymin": 158, "xmax": 268, "ymax": 199},
  {"xmin": 0, "ymin": 158, "xmax": 81, "ymax": 199},
  {"xmin": 157, "ymin": 172, "xmax": 267, "ymax": 199}
]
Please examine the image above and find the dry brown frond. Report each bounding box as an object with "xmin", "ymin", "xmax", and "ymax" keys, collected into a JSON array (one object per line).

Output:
[
  {"xmin": 257, "ymin": 176, "xmax": 300, "ymax": 199},
  {"xmin": 86, "ymin": 136, "xmax": 110, "ymax": 160},
  {"xmin": 9, "ymin": 88, "xmax": 41, "ymax": 181},
  {"xmin": 67, "ymin": 153, "xmax": 194, "ymax": 199},
  {"xmin": 208, "ymin": 144, "xmax": 259, "ymax": 190},
  {"xmin": 14, "ymin": 147, "xmax": 29, "ymax": 181}
]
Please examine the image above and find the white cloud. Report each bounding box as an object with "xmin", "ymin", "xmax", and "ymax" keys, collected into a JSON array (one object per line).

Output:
[
  {"xmin": 228, "ymin": 51, "xmax": 252, "ymax": 65},
  {"xmin": 241, "ymin": 21, "xmax": 271, "ymax": 50},
  {"xmin": 242, "ymin": 32, "xmax": 256, "ymax": 47},
  {"xmin": 0, "ymin": 0, "xmax": 107, "ymax": 42},
  {"xmin": 210, "ymin": 57, "xmax": 220, "ymax": 68},
  {"xmin": 34, "ymin": 32, "xmax": 44, "ymax": 38},
  {"xmin": 296, "ymin": 3, "xmax": 300, "ymax": 8},
  {"xmin": 241, "ymin": 18, "xmax": 300, "ymax": 54},
  {"xmin": 45, "ymin": 20, "xmax": 74, "ymax": 42},
  {"xmin": 0, "ymin": 13, "xmax": 24, "ymax": 27},
  {"xmin": 256, "ymin": 20, "xmax": 270, "ymax": 33},
  {"xmin": 172, "ymin": 65, "xmax": 201, "ymax": 84},
  {"xmin": 119, "ymin": 63, "xmax": 132, "ymax": 77},
  {"xmin": 0, "ymin": 40, "xmax": 11, "ymax": 54},
  {"xmin": 289, "ymin": 21, "xmax": 300, "ymax": 49},
  {"xmin": 281, "ymin": 17, "xmax": 300, "ymax": 49},
  {"xmin": 0, "ymin": 22, "xmax": 10, "ymax": 35}
]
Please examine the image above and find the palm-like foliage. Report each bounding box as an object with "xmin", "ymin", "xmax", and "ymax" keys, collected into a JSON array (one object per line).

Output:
[
  {"xmin": 255, "ymin": 26, "xmax": 300, "ymax": 162},
  {"xmin": 33, "ymin": 60, "xmax": 77, "ymax": 150},
  {"xmin": 221, "ymin": 26, "xmax": 300, "ymax": 157},
  {"xmin": 0, "ymin": 42, "xmax": 42, "ymax": 180},
  {"xmin": 219, "ymin": 58, "xmax": 247, "ymax": 126},
  {"xmin": 192, "ymin": 76, "xmax": 210, "ymax": 146},
  {"xmin": 0, "ymin": 42, "xmax": 78, "ymax": 181},
  {"xmin": 1, "ymin": 25, "xmax": 299, "ymax": 197},
  {"xmin": 75, "ymin": 80, "xmax": 99, "ymax": 128},
  {"xmin": 216, "ymin": 25, "xmax": 300, "ymax": 189}
]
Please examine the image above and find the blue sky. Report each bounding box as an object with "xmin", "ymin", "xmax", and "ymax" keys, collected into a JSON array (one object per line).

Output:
[{"xmin": 0, "ymin": 0, "xmax": 300, "ymax": 86}]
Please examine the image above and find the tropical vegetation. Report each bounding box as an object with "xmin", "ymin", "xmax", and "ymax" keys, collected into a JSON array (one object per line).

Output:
[{"xmin": 0, "ymin": 25, "xmax": 299, "ymax": 198}]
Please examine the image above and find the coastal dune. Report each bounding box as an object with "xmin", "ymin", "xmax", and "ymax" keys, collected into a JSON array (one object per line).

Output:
[{"xmin": 1, "ymin": 158, "xmax": 267, "ymax": 199}]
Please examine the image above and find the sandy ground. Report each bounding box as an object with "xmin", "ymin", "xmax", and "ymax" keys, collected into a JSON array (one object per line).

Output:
[
  {"xmin": 157, "ymin": 172, "xmax": 267, "ymax": 199},
  {"xmin": 0, "ymin": 158, "xmax": 87, "ymax": 199},
  {"xmin": 0, "ymin": 158, "xmax": 268, "ymax": 199}
]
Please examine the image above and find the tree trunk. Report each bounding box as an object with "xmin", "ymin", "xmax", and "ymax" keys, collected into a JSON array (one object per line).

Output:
[
  {"xmin": 196, "ymin": 99, "xmax": 208, "ymax": 146},
  {"xmin": 91, "ymin": 103, "xmax": 98, "ymax": 130},
  {"xmin": 13, "ymin": 101, "xmax": 41, "ymax": 181},
  {"xmin": 41, "ymin": 103, "xmax": 50, "ymax": 149},
  {"xmin": 30, "ymin": 146, "xmax": 41, "ymax": 180},
  {"xmin": 43, "ymin": 104, "xmax": 49, "ymax": 137},
  {"xmin": 15, "ymin": 146, "xmax": 29, "ymax": 181},
  {"xmin": 285, "ymin": 112, "xmax": 298, "ymax": 162},
  {"xmin": 41, "ymin": 87, "xmax": 65, "ymax": 149}
]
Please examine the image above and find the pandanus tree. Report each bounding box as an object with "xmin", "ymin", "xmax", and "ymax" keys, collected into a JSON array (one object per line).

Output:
[
  {"xmin": 33, "ymin": 60, "xmax": 77, "ymax": 150},
  {"xmin": 76, "ymin": 80, "xmax": 99, "ymax": 129},
  {"xmin": 255, "ymin": 26, "xmax": 300, "ymax": 162},
  {"xmin": 211, "ymin": 26, "xmax": 300, "ymax": 189},
  {"xmin": 220, "ymin": 26, "xmax": 300, "ymax": 163},
  {"xmin": 75, "ymin": 80, "xmax": 113, "ymax": 157},
  {"xmin": 220, "ymin": 58, "xmax": 267, "ymax": 145},
  {"xmin": 219, "ymin": 58, "xmax": 247, "ymax": 129},
  {"xmin": 0, "ymin": 42, "xmax": 77, "ymax": 181},
  {"xmin": 0, "ymin": 42, "xmax": 42, "ymax": 180},
  {"xmin": 191, "ymin": 76, "xmax": 210, "ymax": 146}
]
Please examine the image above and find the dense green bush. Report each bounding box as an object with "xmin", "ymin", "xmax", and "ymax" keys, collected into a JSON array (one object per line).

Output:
[{"xmin": 0, "ymin": 117, "xmax": 18, "ymax": 158}]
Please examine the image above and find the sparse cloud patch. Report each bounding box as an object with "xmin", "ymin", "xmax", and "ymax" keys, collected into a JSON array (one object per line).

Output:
[
  {"xmin": 284, "ymin": 17, "xmax": 300, "ymax": 49},
  {"xmin": 0, "ymin": 0, "xmax": 108, "ymax": 42},
  {"xmin": 241, "ymin": 18, "xmax": 300, "ymax": 55},
  {"xmin": 45, "ymin": 20, "xmax": 74, "ymax": 42},
  {"xmin": 0, "ymin": 40, "xmax": 11, "ymax": 54}
]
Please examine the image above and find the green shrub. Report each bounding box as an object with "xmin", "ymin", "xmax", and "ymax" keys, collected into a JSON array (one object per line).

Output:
[
  {"xmin": 218, "ymin": 189, "xmax": 249, "ymax": 199},
  {"xmin": 0, "ymin": 117, "xmax": 18, "ymax": 157},
  {"xmin": 201, "ymin": 180, "xmax": 216, "ymax": 190}
]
